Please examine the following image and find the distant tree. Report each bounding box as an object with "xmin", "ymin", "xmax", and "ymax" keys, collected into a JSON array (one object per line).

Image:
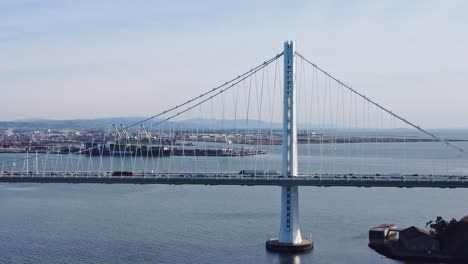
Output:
[{"xmin": 426, "ymin": 216, "xmax": 458, "ymax": 237}]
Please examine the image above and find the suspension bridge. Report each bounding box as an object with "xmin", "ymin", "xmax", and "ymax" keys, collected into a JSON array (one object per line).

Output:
[{"xmin": 1, "ymin": 41, "xmax": 467, "ymax": 252}]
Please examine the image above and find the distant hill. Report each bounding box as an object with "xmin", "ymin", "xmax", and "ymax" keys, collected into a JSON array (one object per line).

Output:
[
  {"xmin": 0, "ymin": 117, "xmax": 282, "ymax": 130},
  {"xmin": 176, "ymin": 118, "xmax": 280, "ymax": 130},
  {"xmin": 0, "ymin": 117, "xmax": 148, "ymax": 130},
  {"xmin": 4, "ymin": 117, "xmax": 453, "ymax": 133}
]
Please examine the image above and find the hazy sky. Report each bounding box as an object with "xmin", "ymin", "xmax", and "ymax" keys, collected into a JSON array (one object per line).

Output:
[{"xmin": 1, "ymin": 0, "xmax": 467, "ymax": 128}]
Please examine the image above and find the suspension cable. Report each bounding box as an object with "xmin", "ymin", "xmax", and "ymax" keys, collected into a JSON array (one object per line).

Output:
[
  {"xmin": 0, "ymin": 52, "xmax": 284, "ymax": 167},
  {"xmin": 134, "ymin": 54, "xmax": 282, "ymax": 130},
  {"xmin": 295, "ymin": 51, "xmax": 466, "ymax": 155},
  {"xmin": 124, "ymin": 52, "xmax": 284, "ymax": 130}
]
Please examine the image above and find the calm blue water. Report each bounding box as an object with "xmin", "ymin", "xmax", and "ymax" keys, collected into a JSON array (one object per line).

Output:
[{"xmin": 1, "ymin": 131, "xmax": 468, "ymax": 264}]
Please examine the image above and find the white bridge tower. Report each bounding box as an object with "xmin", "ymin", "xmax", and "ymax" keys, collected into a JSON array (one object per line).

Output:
[{"xmin": 266, "ymin": 40, "xmax": 313, "ymax": 252}]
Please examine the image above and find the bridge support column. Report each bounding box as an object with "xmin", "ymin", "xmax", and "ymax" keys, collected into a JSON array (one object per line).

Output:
[{"xmin": 266, "ymin": 41, "xmax": 313, "ymax": 253}]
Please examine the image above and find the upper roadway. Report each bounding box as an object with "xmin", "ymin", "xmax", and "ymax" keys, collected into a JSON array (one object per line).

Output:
[{"xmin": 1, "ymin": 172, "xmax": 468, "ymax": 188}]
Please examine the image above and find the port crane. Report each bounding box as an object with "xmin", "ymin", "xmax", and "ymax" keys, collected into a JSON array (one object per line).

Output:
[
  {"xmin": 112, "ymin": 124, "xmax": 123, "ymax": 144},
  {"xmin": 221, "ymin": 134, "xmax": 232, "ymax": 150},
  {"xmin": 139, "ymin": 125, "xmax": 157, "ymax": 145},
  {"xmin": 119, "ymin": 124, "xmax": 136, "ymax": 145}
]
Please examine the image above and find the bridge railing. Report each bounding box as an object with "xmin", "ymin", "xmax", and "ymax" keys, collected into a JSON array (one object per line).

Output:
[{"xmin": 1, "ymin": 170, "xmax": 467, "ymax": 182}]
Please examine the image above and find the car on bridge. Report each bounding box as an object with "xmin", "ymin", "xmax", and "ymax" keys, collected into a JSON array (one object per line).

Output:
[
  {"xmin": 239, "ymin": 170, "xmax": 280, "ymax": 177},
  {"xmin": 112, "ymin": 171, "xmax": 134, "ymax": 176}
]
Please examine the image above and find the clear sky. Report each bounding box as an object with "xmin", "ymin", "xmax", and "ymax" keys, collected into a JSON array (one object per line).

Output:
[{"xmin": 1, "ymin": 0, "xmax": 467, "ymax": 128}]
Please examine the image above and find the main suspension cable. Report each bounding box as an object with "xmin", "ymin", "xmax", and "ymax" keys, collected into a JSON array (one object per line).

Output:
[
  {"xmin": 295, "ymin": 51, "xmax": 466, "ymax": 155},
  {"xmin": 0, "ymin": 52, "xmax": 284, "ymax": 167},
  {"xmin": 124, "ymin": 52, "xmax": 284, "ymax": 130}
]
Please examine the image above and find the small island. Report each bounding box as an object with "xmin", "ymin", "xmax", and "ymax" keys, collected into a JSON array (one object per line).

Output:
[{"xmin": 369, "ymin": 215, "xmax": 468, "ymax": 263}]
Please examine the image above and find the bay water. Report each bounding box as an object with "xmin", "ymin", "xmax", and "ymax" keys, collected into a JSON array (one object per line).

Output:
[{"xmin": 1, "ymin": 130, "xmax": 468, "ymax": 263}]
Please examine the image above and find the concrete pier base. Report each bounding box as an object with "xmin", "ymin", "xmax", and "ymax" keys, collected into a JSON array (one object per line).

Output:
[{"xmin": 265, "ymin": 238, "xmax": 314, "ymax": 253}]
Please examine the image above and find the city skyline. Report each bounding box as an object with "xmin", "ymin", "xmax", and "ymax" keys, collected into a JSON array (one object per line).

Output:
[{"xmin": 1, "ymin": 0, "xmax": 467, "ymax": 128}]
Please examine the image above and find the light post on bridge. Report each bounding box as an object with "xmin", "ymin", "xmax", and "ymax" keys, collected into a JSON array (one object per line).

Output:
[{"xmin": 266, "ymin": 41, "xmax": 314, "ymax": 253}]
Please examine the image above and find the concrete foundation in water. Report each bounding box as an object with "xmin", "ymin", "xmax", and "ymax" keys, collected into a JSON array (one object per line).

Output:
[{"xmin": 266, "ymin": 238, "xmax": 314, "ymax": 253}]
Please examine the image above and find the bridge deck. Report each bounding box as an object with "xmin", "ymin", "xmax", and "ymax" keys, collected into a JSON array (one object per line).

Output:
[{"xmin": 1, "ymin": 172, "xmax": 468, "ymax": 188}]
